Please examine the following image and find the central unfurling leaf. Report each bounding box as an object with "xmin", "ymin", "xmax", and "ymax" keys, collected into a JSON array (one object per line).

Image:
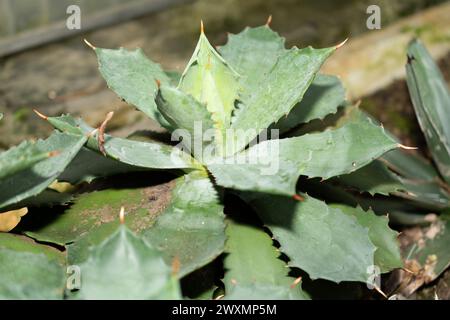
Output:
[{"xmin": 178, "ymin": 26, "xmax": 240, "ymax": 150}]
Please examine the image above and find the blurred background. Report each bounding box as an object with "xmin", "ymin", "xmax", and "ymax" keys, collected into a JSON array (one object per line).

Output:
[{"xmin": 0, "ymin": 0, "xmax": 449, "ymax": 150}]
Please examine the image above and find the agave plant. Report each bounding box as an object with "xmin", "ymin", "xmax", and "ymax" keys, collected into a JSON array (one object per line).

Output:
[{"xmin": 0, "ymin": 23, "xmax": 405, "ymax": 299}]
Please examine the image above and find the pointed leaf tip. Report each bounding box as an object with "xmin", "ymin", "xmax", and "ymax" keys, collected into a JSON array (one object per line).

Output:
[
  {"xmin": 398, "ymin": 144, "xmax": 418, "ymax": 150},
  {"xmin": 266, "ymin": 15, "xmax": 273, "ymax": 26},
  {"xmin": 335, "ymin": 38, "xmax": 348, "ymax": 50},
  {"xmin": 292, "ymin": 194, "xmax": 304, "ymax": 201},
  {"xmin": 33, "ymin": 109, "xmax": 48, "ymax": 120},
  {"xmin": 119, "ymin": 206, "xmax": 125, "ymax": 224},
  {"xmin": 200, "ymin": 20, "xmax": 204, "ymax": 34},
  {"xmin": 83, "ymin": 38, "xmax": 96, "ymax": 50}
]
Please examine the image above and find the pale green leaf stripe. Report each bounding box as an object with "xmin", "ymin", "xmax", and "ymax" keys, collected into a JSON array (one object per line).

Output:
[
  {"xmin": 228, "ymin": 46, "xmax": 335, "ymax": 154},
  {"xmin": 71, "ymin": 225, "xmax": 180, "ymax": 300},
  {"xmin": 0, "ymin": 233, "xmax": 66, "ymax": 299},
  {"xmin": 406, "ymin": 40, "xmax": 450, "ymax": 183},
  {"xmin": 0, "ymin": 140, "xmax": 51, "ymax": 180},
  {"xmin": 224, "ymin": 221, "xmax": 309, "ymax": 300},
  {"xmin": 0, "ymin": 131, "xmax": 87, "ymax": 210},
  {"xmin": 242, "ymin": 193, "xmax": 375, "ymax": 283},
  {"xmin": 209, "ymin": 118, "xmax": 398, "ymax": 196},
  {"xmin": 94, "ymin": 47, "xmax": 171, "ymax": 126},
  {"xmin": 179, "ymin": 32, "xmax": 239, "ymax": 146},
  {"xmin": 331, "ymin": 204, "xmax": 402, "ymax": 273},
  {"xmin": 47, "ymin": 114, "xmax": 200, "ymax": 170}
]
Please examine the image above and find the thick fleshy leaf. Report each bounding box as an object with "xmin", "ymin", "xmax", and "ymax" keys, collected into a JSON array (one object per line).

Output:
[
  {"xmin": 179, "ymin": 30, "xmax": 240, "ymax": 148},
  {"xmin": 227, "ymin": 45, "xmax": 335, "ymax": 155},
  {"xmin": 331, "ymin": 204, "xmax": 402, "ymax": 273},
  {"xmin": 274, "ymin": 74, "xmax": 346, "ymax": 133},
  {"xmin": 156, "ymin": 86, "xmax": 215, "ymax": 135},
  {"xmin": 224, "ymin": 220, "xmax": 308, "ymax": 300},
  {"xmin": 219, "ymin": 25, "xmax": 286, "ymax": 99},
  {"xmin": 220, "ymin": 25, "xmax": 337, "ymax": 154},
  {"xmin": 23, "ymin": 182, "xmax": 176, "ymax": 246},
  {"xmin": 0, "ymin": 233, "xmax": 66, "ymax": 299},
  {"xmin": 336, "ymin": 160, "xmax": 450, "ymax": 209},
  {"xmin": 58, "ymin": 147, "xmax": 146, "ymax": 184},
  {"xmin": 94, "ymin": 46, "xmax": 171, "ymax": 126},
  {"xmin": 0, "ymin": 131, "xmax": 87, "ymax": 210},
  {"xmin": 142, "ymin": 171, "xmax": 226, "ymax": 277},
  {"xmin": 406, "ymin": 39, "xmax": 450, "ymax": 183},
  {"xmin": 381, "ymin": 149, "xmax": 439, "ymax": 182},
  {"xmin": 46, "ymin": 114, "xmax": 200, "ymax": 170},
  {"xmin": 24, "ymin": 171, "xmax": 225, "ymax": 278},
  {"xmin": 241, "ymin": 192, "xmax": 376, "ymax": 283},
  {"xmin": 209, "ymin": 116, "xmax": 398, "ymax": 196},
  {"xmin": 156, "ymin": 86, "xmax": 215, "ymax": 158},
  {"xmin": 71, "ymin": 224, "xmax": 180, "ymax": 299},
  {"xmin": 0, "ymin": 141, "xmax": 51, "ymax": 180}
]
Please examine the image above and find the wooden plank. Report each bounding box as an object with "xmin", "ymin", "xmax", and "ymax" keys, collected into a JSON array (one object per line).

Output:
[{"xmin": 0, "ymin": 0, "xmax": 193, "ymax": 58}]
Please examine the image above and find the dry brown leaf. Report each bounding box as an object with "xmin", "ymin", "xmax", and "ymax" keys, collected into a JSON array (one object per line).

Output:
[{"xmin": 0, "ymin": 207, "xmax": 28, "ymax": 232}]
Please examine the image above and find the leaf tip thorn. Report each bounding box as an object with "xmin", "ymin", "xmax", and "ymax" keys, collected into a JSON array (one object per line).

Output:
[
  {"xmin": 266, "ymin": 15, "xmax": 273, "ymax": 26},
  {"xmin": 398, "ymin": 144, "xmax": 417, "ymax": 150},
  {"xmin": 335, "ymin": 38, "xmax": 348, "ymax": 50},
  {"xmin": 200, "ymin": 20, "xmax": 204, "ymax": 34},
  {"xmin": 119, "ymin": 206, "xmax": 125, "ymax": 224},
  {"xmin": 83, "ymin": 39, "xmax": 96, "ymax": 50},
  {"xmin": 33, "ymin": 109, "xmax": 48, "ymax": 120},
  {"xmin": 293, "ymin": 194, "xmax": 304, "ymax": 201},
  {"xmin": 290, "ymin": 276, "xmax": 302, "ymax": 289}
]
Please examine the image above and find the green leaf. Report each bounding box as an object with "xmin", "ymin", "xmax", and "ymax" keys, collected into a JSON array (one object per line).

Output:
[
  {"xmin": 381, "ymin": 149, "xmax": 439, "ymax": 182},
  {"xmin": 179, "ymin": 30, "xmax": 240, "ymax": 149},
  {"xmin": 23, "ymin": 184, "xmax": 175, "ymax": 246},
  {"xmin": 224, "ymin": 220, "xmax": 308, "ymax": 300},
  {"xmin": 273, "ymin": 74, "xmax": 346, "ymax": 134},
  {"xmin": 241, "ymin": 193, "xmax": 376, "ymax": 283},
  {"xmin": 58, "ymin": 147, "xmax": 146, "ymax": 184},
  {"xmin": 47, "ymin": 114, "xmax": 200, "ymax": 170},
  {"xmin": 71, "ymin": 224, "xmax": 180, "ymax": 299},
  {"xmin": 406, "ymin": 39, "xmax": 450, "ymax": 183},
  {"xmin": 156, "ymin": 86, "xmax": 215, "ymax": 158},
  {"xmin": 331, "ymin": 204, "xmax": 402, "ymax": 273},
  {"xmin": 94, "ymin": 46, "xmax": 171, "ymax": 126},
  {"xmin": 0, "ymin": 131, "xmax": 87, "ymax": 210},
  {"xmin": 219, "ymin": 25, "xmax": 286, "ymax": 99},
  {"xmin": 226, "ymin": 43, "xmax": 335, "ymax": 154},
  {"xmin": 209, "ymin": 116, "xmax": 398, "ymax": 196},
  {"xmin": 220, "ymin": 25, "xmax": 337, "ymax": 154},
  {"xmin": 142, "ymin": 171, "xmax": 226, "ymax": 277},
  {"xmin": 0, "ymin": 141, "xmax": 51, "ymax": 180},
  {"xmin": 0, "ymin": 233, "xmax": 66, "ymax": 299},
  {"xmin": 336, "ymin": 160, "xmax": 450, "ymax": 209},
  {"xmin": 24, "ymin": 171, "xmax": 225, "ymax": 278}
]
